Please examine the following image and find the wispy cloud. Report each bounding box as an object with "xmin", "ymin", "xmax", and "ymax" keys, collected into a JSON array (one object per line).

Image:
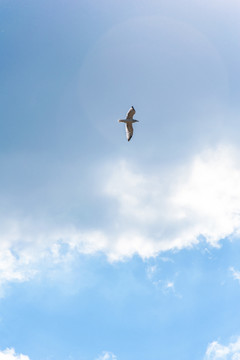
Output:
[
  {"xmin": 0, "ymin": 348, "xmax": 30, "ymax": 360},
  {"xmin": 146, "ymin": 263, "xmax": 179, "ymax": 296},
  {"xmin": 204, "ymin": 337, "xmax": 240, "ymax": 360},
  {"xmin": 230, "ymin": 267, "xmax": 240, "ymax": 282},
  {"xmin": 96, "ymin": 351, "xmax": 117, "ymax": 360}
]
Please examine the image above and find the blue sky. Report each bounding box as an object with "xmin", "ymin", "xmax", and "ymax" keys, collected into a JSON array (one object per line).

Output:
[{"xmin": 1, "ymin": 0, "xmax": 240, "ymax": 359}]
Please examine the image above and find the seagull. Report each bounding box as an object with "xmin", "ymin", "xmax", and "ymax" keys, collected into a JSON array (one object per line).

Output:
[{"xmin": 118, "ymin": 106, "xmax": 139, "ymax": 141}]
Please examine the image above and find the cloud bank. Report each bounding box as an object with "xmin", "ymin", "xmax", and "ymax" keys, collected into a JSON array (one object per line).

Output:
[{"xmin": 1, "ymin": 145, "xmax": 240, "ymax": 288}]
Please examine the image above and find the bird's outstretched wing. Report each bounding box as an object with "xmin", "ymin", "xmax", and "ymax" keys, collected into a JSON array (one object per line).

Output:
[
  {"xmin": 126, "ymin": 107, "xmax": 136, "ymax": 119},
  {"xmin": 126, "ymin": 123, "xmax": 133, "ymax": 141}
]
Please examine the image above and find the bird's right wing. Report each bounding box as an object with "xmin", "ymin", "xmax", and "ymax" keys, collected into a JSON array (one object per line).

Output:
[{"xmin": 126, "ymin": 123, "xmax": 133, "ymax": 141}]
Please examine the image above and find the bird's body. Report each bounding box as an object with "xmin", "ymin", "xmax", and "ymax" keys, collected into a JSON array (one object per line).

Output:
[{"xmin": 118, "ymin": 106, "xmax": 139, "ymax": 141}]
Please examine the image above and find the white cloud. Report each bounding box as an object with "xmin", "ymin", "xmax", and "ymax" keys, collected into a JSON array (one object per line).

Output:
[
  {"xmin": 1, "ymin": 144, "xmax": 240, "ymax": 289},
  {"xmin": 0, "ymin": 249, "xmax": 36, "ymax": 284},
  {"xmin": 0, "ymin": 223, "xmax": 109, "ymax": 295},
  {"xmin": 96, "ymin": 351, "xmax": 117, "ymax": 360},
  {"xmin": 0, "ymin": 348, "xmax": 30, "ymax": 360},
  {"xmin": 171, "ymin": 146, "xmax": 240, "ymax": 245},
  {"xmin": 103, "ymin": 145, "xmax": 240, "ymax": 258},
  {"xmin": 204, "ymin": 337, "xmax": 240, "ymax": 360}
]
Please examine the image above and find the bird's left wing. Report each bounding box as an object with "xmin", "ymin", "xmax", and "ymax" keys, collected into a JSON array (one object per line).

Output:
[{"xmin": 126, "ymin": 107, "xmax": 136, "ymax": 119}]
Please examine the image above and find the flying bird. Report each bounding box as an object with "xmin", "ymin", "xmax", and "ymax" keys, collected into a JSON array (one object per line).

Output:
[{"xmin": 118, "ymin": 106, "xmax": 139, "ymax": 141}]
